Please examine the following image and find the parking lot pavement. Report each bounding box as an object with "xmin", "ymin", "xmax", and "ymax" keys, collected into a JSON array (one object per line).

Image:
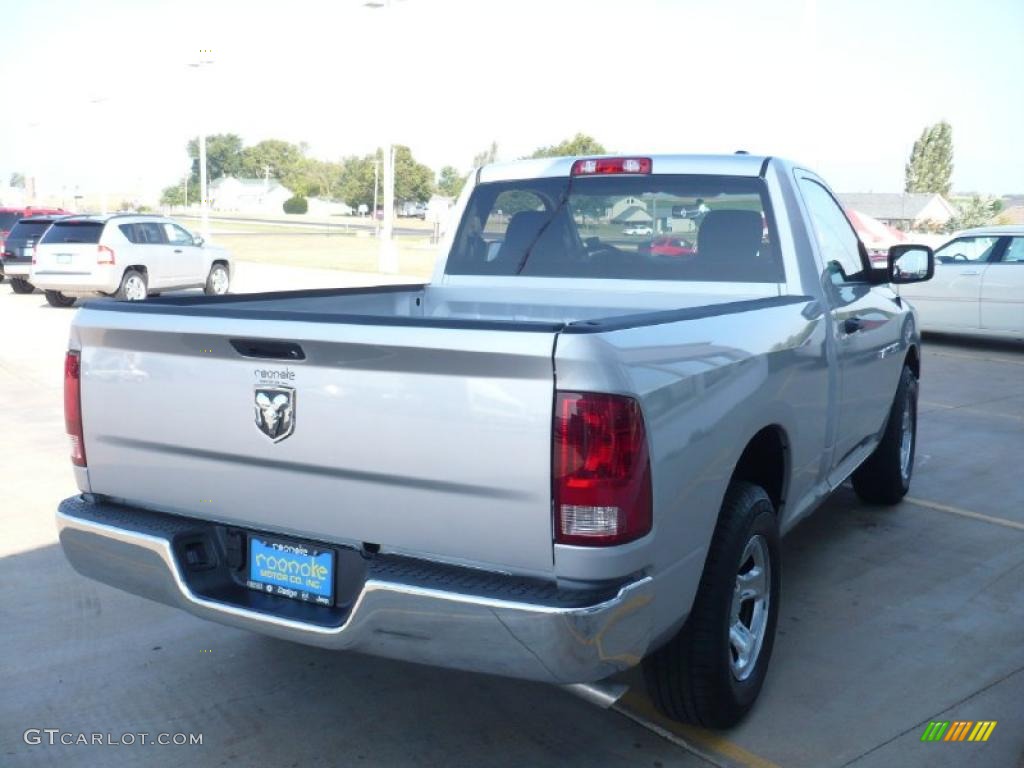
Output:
[{"xmin": 1, "ymin": 276, "xmax": 1021, "ymax": 767}]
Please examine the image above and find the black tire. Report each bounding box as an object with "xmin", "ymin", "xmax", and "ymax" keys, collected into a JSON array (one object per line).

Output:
[
  {"xmin": 116, "ymin": 269, "xmax": 148, "ymax": 301},
  {"xmin": 852, "ymin": 364, "xmax": 918, "ymax": 505},
  {"xmin": 44, "ymin": 290, "xmax": 76, "ymax": 308},
  {"xmin": 643, "ymin": 481, "xmax": 780, "ymax": 727},
  {"xmin": 204, "ymin": 263, "xmax": 230, "ymax": 295},
  {"xmin": 10, "ymin": 277, "xmax": 34, "ymax": 294}
]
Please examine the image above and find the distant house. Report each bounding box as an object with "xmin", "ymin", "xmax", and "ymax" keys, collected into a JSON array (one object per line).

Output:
[
  {"xmin": 209, "ymin": 176, "xmax": 293, "ymax": 213},
  {"xmin": 609, "ymin": 196, "xmax": 652, "ymax": 224},
  {"xmin": 837, "ymin": 193, "xmax": 956, "ymax": 231}
]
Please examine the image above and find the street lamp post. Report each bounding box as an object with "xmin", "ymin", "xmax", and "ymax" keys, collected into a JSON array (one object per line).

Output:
[
  {"xmin": 364, "ymin": 0, "xmax": 401, "ymax": 273},
  {"xmin": 188, "ymin": 55, "xmax": 215, "ymax": 238}
]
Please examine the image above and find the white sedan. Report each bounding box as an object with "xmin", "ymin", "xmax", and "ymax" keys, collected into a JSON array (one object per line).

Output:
[{"xmin": 898, "ymin": 226, "xmax": 1024, "ymax": 340}]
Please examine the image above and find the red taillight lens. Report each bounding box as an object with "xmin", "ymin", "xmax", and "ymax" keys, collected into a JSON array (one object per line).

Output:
[
  {"xmin": 64, "ymin": 350, "xmax": 86, "ymax": 466},
  {"xmin": 571, "ymin": 157, "xmax": 652, "ymax": 176},
  {"xmin": 553, "ymin": 392, "xmax": 652, "ymax": 546},
  {"xmin": 97, "ymin": 245, "xmax": 115, "ymax": 265}
]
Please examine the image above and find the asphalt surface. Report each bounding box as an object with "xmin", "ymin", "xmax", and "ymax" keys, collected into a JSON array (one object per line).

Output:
[{"xmin": 1, "ymin": 268, "xmax": 1021, "ymax": 768}]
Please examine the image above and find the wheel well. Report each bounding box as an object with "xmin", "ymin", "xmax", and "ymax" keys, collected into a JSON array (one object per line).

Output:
[
  {"xmin": 123, "ymin": 265, "xmax": 147, "ymax": 278},
  {"xmin": 731, "ymin": 426, "xmax": 788, "ymax": 513},
  {"xmin": 905, "ymin": 345, "xmax": 920, "ymax": 379}
]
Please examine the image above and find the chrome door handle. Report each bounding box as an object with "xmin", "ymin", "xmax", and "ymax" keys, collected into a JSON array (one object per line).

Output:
[{"xmin": 960, "ymin": 270, "xmax": 980, "ymax": 276}]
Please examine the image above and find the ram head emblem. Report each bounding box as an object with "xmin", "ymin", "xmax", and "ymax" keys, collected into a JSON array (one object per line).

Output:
[{"xmin": 254, "ymin": 387, "xmax": 295, "ymax": 442}]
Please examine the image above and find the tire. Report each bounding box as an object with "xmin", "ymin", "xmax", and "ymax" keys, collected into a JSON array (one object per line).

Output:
[
  {"xmin": 852, "ymin": 364, "xmax": 918, "ymax": 505},
  {"xmin": 44, "ymin": 290, "xmax": 76, "ymax": 308},
  {"xmin": 204, "ymin": 263, "xmax": 230, "ymax": 295},
  {"xmin": 116, "ymin": 269, "xmax": 148, "ymax": 301},
  {"xmin": 10, "ymin": 277, "xmax": 34, "ymax": 294},
  {"xmin": 643, "ymin": 481, "xmax": 780, "ymax": 727}
]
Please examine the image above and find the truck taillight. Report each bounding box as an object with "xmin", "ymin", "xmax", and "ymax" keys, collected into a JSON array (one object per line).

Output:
[
  {"xmin": 64, "ymin": 350, "xmax": 86, "ymax": 467},
  {"xmin": 97, "ymin": 245, "xmax": 115, "ymax": 265},
  {"xmin": 571, "ymin": 157, "xmax": 652, "ymax": 176},
  {"xmin": 553, "ymin": 392, "xmax": 652, "ymax": 546}
]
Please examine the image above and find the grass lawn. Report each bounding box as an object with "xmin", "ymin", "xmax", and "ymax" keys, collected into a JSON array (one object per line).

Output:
[{"xmin": 213, "ymin": 232, "xmax": 439, "ymax": 279}]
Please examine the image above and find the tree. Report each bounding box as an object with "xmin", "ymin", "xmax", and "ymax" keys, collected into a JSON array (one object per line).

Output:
[
  {"xmin": 9, "ymin": 172, "xmax": 25, "ymax": 188},
  {"xmin": 437, "ymin": 166, "xmax": 466, "ymax": 198},
  {"xmin": 283, "ymin": 195, "xmax": 308, "ymax": 214},
  {"xmin": 160, "ymin": 175, "xmax": 198, "ymax": 209},
  {"xmin": 187, "ymin": 134, "xmax": 244, "ymax": 180},
  {"xmin": 239, "ymin": 139, "xmax": 306, "ymax": 181},
  {"xmin": 904, "ymin": 122, "xmax": 953, "ymax": 196},
  {"xmin": 338, "ymin": 154, "xmax": 379, "ymax": 209},
  {"xmin": 471, "ymin": 141, "xmax": 499, "ymax": 168},
  {"xmin": 530, "ymin": 133, "xmax": 607, "ymax": 159},
  {"xmin": 392, "ymin": 145, "xmax": 434, "ymax": 203},
  {"xmin": 946, "ymin": 195, "xmax": 995, "ymax": 232}
]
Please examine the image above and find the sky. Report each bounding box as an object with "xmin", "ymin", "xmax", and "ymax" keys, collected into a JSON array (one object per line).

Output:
[{"xmin": 1, "ymin": 0, "xmax": 1021, "ymax": 203}]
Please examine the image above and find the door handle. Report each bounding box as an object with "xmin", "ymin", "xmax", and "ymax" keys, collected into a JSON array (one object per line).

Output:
[
  {"xmin": 959, "ymin": 270, "xmax": 980, "ymax": 276},
  {"xmin": 843, "ymin": 317, "xmax": 865, "ymax": 334},
  {"xmin": 173, "ymin": 249, "xmax": 183, "ymax": 254}
]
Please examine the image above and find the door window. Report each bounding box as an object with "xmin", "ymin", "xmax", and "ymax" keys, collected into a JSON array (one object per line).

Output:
[
  {"xmin": 934, "ymin": 236, "xmax": 1000, "ymax": 264},
  {"xmin": 797, "ymin": 178, "xmax": 866, "ymax": 281},
  {"xmin": 163, "ymin": 223, "xmax": 194, "ymax": 246},
  {"xmin": 999, "ymin": 237, "xmax": 1024, "ymax": 263}
]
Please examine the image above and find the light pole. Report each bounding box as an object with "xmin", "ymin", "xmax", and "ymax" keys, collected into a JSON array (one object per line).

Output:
[
  {"xmin": 88, "ymin": 98, "xmax": 109, "ymax": 213},
  {"xmin": 372, "ymin": 158, "xmax": 380, "ymax": 234},
  {"xmin": 188, "ymin": 54, "xmax": 214, "ymax": 238},
  {"xmin": 364, "ymin": 0, "xmax": 401, "ymax": 273}
]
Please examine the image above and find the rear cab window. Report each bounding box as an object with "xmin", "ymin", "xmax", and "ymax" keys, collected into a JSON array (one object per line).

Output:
[
  {"xmin": 7, "ymin": 220, "xmax": 54, "ymax": 241},
  {"xmin": 0, "ymin": 212, "xmax": 23, "ymax": 231},
  {"xmin": 41, "ymin": 221, "xmax": 105, "ymax": 244},
  {"xmin": 446, "ymin": 174, "xmax": 782, "ymax": 282}
]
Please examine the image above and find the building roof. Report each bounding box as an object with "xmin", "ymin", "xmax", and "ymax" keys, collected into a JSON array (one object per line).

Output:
[
  {"xmin": 210, "ymin": 175, "xmax": 288, "ymax": 193},
  {"xmin": 837, "ymin": 193, "xmax": 953, "ymax": 221}
]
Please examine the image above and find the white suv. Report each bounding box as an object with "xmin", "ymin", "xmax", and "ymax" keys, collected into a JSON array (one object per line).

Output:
[{"xmin": 31, "ymin": 214, "xmax": 232, "ymax": 307}]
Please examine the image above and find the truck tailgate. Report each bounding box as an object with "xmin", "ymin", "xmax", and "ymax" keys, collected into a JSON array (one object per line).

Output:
[{"xmin": 73, "ymin": 309, "xmax": 559, "ymax": 576}]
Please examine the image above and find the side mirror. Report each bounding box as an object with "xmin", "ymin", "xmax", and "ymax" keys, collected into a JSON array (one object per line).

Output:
[
  {"xmin": 193, "ymin": 235, "xmax": 205, "ymax": 247},
  {"xmin": 888, "ymin": 244, "xmax": 934, "ymax": 284}
]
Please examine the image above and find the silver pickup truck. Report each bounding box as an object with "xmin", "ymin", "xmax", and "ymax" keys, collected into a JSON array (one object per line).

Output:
[{"xmin": 57, "ymin": 154, "xmax": 934, "ymax": 727}]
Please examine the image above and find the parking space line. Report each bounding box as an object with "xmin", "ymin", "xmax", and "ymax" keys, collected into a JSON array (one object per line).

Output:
[
  {"xmin": 926, "ymin": 350, "xmax": 1024, "ymax": 367},
  {"xmin": 905, "ymin": 497, "xmax": 1024, "ymax": 532},
  {"xmin": 614, "ymin": 691, "xmax": 782, "ymax": 768},
  {"xmin": 919, "ymin": 400, "xmax": 1024, "ymax": 421}
]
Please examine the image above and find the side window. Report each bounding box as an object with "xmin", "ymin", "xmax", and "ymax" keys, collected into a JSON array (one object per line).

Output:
[
  {"xmin": 118, "ymin": 224, "xmax": 139, "ymax": 243},
  {"xmin": 997, "ymin": 237, "xmax": 1024, "ymax": 263},
  {"xmin": 798, "ymin": 178, "xmax": 865, "ymax": 280},
  {"xmin": 163, "ymin": 223, "xmax": 194, "ymax": 246},
  {"xmin": 136, "ymin": 223, "xmax": 167, "ymax": 244},
  {"xmin": 934, "ymin": 236, "xmax": 1000, "ymax": 264}
]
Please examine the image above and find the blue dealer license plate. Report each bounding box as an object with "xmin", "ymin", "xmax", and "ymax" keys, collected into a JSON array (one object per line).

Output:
[{"xmin": 246, "ymin": 535, "xmax": 335, "ymax": 606}]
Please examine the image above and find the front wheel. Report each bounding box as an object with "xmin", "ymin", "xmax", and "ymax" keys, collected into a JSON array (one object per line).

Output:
[
  {"xmin": 852, "ymin": 364, "xmax": 918, "ymax": 505},
  {"xmin": 44, "ymin": 290, "xmax": 76, "ymax": 308},
  {"xmin": 643, "ymin": 481, "xmax": 780, "ymax": 727},
  {"xmin": 204, "ymin": 263, "xmax": 230, "ymax": 295},
  {"xmin": 10, "ymin": 277, "xmax": 34, "ymax": 294}
]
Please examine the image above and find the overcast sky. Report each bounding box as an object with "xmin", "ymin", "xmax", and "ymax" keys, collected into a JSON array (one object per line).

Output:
[{"xmin": 2, "ymin": 0, "xmax": 1021, "ymax": 201}]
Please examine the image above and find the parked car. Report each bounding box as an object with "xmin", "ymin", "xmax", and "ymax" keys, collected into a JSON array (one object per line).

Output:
[
  {"xmin": 644, "ymin": 235, "xmax": 697, "ymax": 257},
  {"xmin": 0, "ymin": 206, "xmax": 69, "ymax": 282},
  {"xmin": 397, "ymin": 201, "xmax": 427, "ymax": 219},
  {"xmin": 2, "ymin": 215, "xmax": 71, "ymax": 293},
  {"xmin": 622, "ymin": 224, "xmax": 653, "ymax": 236},
  {"xmin": 896, "ymin": 226, "xmax": 1023, "ymax": 339},
  {"xmin": 30, "ymin": 214, "xmax": 232, "ymax": 307},
  {"xmin": 55, "ymin": 154, "xmax": 933, "ymax": 728}
]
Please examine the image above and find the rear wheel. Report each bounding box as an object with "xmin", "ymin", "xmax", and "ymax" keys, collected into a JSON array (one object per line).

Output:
[
  {"xmin": 10, "ymin": 278, "xmax": 34, "ymax": 294},
  {"xmin": 643, "ymin": 481, "xmax": 780, "ymax": 727},
  {"xmin": 44, "ymin": 290, "xmax": 76, "ymax": 308},
  {"xmin": 116, "ymin": 269, "xmax": 148, "ymax": 301},
  {"xmin": 852, "ymin": 364, "xmax": 918, "ymax": 505},
  {"xmin": 204, "ymin": 263, "xmax": 229, "ymax": 295}
]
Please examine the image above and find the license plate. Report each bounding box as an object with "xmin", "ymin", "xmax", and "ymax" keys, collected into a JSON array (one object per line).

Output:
[
  {"xmin": 246, "ymin": 535, "xmax": 335, "ymax": 606},
  {"xmin": 56, "ymin": 254, "xmax": 72, "ymax": 264}
]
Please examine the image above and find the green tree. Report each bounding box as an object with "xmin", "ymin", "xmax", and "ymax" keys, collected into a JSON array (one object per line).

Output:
[
  {"xmin": 904, "ymin": 121, "xmax": 954, "ymax": 196},
  {"xmin": 437, "ymin": 166, "xmax": 466, "ymax": 198},
  {"xmin": 9, "ymin": 172, "xmax": 25, "ymax": 188},
  {"xmin": 187, "ymin": 134, "xmax": 244, "ymax": 180},
  {"xmin": 160, "ymin": 175, "xmax": 198, "ymax": 209},
  {"xmin": 471, "ymin": 141, "xmax": 499, "ymax": 168},
  {"xmin": 283, "ymin": 195, "xmax": 308, "ymax": 214},
  {"xmin": 239, "ymin": 139, "xmax": 306, "ymax": 182},
  {"xmin": 946, "ymin": 195, "xmax": 995, "ymax": 232},
  {"xmin": 338, "ymin": 154, "xmax": 379, "ymax": 209},
  {"xmin": 392, "ymin": 145, "xmax": 434, "ymax": 203},
  {"xmin": 530, "ymin": 133, "xmax": 607, "ymax": 159}
]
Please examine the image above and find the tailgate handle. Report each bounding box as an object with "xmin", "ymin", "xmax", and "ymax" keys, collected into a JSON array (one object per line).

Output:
[{"xmin": 230, "ymin": 339, "xmax": 306, "ymax": 361}]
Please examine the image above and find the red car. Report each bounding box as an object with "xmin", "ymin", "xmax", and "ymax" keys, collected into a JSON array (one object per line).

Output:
[{"xmin": 647, "ymin": 235, "xmax": 696, "ymax": 257}]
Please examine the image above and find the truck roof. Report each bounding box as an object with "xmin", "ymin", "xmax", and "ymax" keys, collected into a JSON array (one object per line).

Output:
[{"xmin": 478, "ymin": 153, "xmax": 778, "ymax": 183}]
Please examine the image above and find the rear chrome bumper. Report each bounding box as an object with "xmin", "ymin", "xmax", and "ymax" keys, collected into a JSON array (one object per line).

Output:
[{"xmin": 57, "ymin": 496, "xmax": 655, "ymax": 684}]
